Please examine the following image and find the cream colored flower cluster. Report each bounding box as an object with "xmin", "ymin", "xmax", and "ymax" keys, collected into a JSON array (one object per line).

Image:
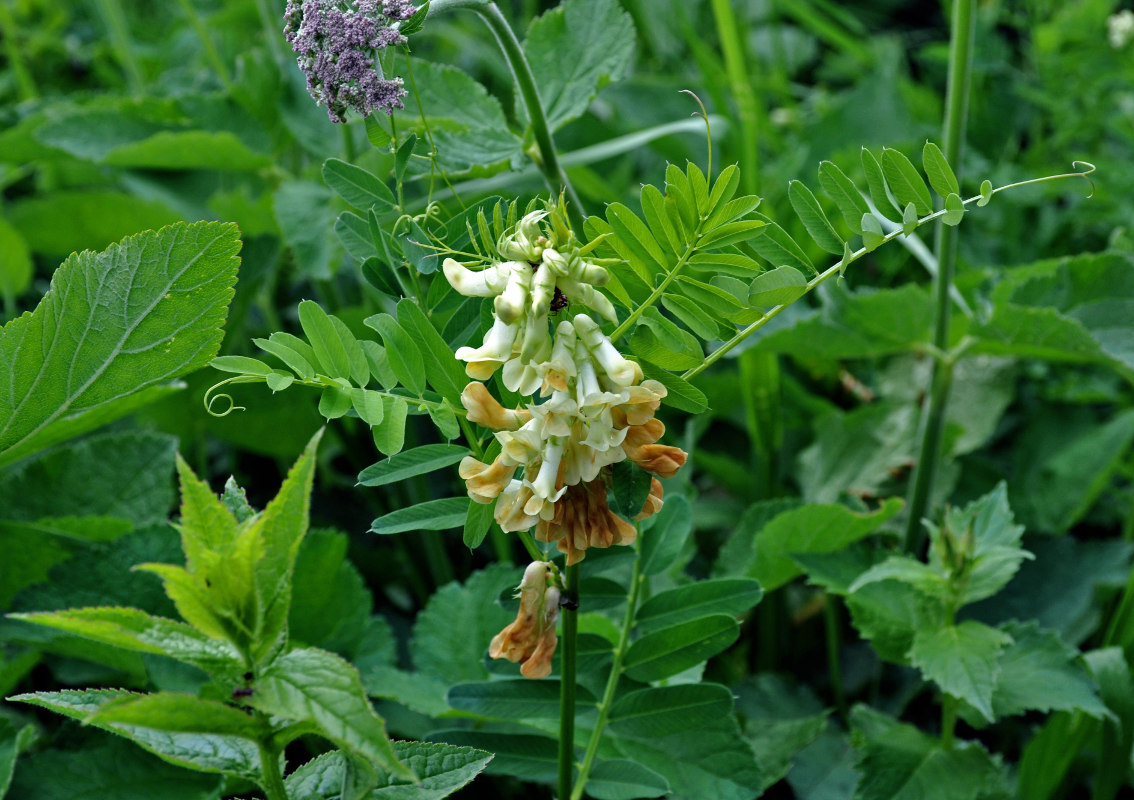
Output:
[{"xmin": 445, "ymin": 207, "xmax": 687, "ymax": 566}]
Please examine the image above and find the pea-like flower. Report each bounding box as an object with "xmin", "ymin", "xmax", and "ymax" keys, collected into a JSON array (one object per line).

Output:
[{"xmin": 489, "ymin": 561, "xmax": 561, "ymax": 679}]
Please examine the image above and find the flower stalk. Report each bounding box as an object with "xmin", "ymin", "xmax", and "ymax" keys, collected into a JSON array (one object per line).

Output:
[{"xmin": 557, "ymin": 563, "xmax": 580, "ymax": 800}]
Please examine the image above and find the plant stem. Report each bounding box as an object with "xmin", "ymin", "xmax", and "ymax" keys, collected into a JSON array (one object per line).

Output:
[
  {"xmin": 570, "ymin": 542, "xmax": 644, "ymax": 800},
  {"xmin": 558, "ymin": 563, "xmax": 580, "ymax": 800},
  {"xmin": 903, "ymin": 0, "xmax": 976, "ymax": 554},
  {"xmin": 175, "ymin": 0, "xmax": 233, "ymax": 90},
  {"xmin": 823, "ymin": 595, "xmax": 847, "ymax": 723},
  {"xmin": 709, "ymin": 0, "xmax": 761, "ymax": 196},
  {"xmin": 93, "ymin": 0, "xmax": 144, "ymax": 94},
  {"xmin": 258, "ymin": 739, "xmax": 289, "ymax": 800},
  {"xmin": 0, "ymin": 2, "xmax": 36, "ymax": 100},
  {"xmin": 427, "ymin": 0, "xmax": 585, "ymax": 231},
  {"xmin": 941, "ymin": 693, "xmax": 958, "ymax": 751},
  {"xmin": 254, "ymin": 0, "xmax": 287, "ymax": 68}
]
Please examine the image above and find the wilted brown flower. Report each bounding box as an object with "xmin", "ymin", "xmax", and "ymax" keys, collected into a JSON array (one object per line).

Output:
[{"xmin": 489, "ymin": 561, "xmax": 561, "ymax": 678}]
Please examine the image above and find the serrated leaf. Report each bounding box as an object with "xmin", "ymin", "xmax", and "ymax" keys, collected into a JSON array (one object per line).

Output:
[
  {"xmin": 364, "ymin": 313, "xmax": 426, "ymax": 396},
  {"xmin": 322, "ymin": 158, "xmax": 396, "ymax": 212},
  {"xmin": 989, "ymin": 621, "xmax": 1108, "ymax": 719},
  {"xmin": 608, "ymin": 683, "xmax": 734, "ymax": 738},
  {"xmin": 635, "ymin": 578, "xmax": 763, "ymax": 631},
  {"xmin": 818, "ymin": 160, "xmax": 870, "ymax": 233},
  {"xmin": 371, "ymin": 497, "xmax": 470, "ymax": 534},
  {"xmin": 909, "ymin": 621, "xmax": 1012, "ymax": 721},
  {"xmin": 358, "ymin": 444, "xmax": 469, "ymax": 487},
  {"xmin": 789, "ymin": 180, "xmax": 844, "ymax": 255},
  {"xmin": 881, "ymin": 148, "xmax": 933, "ymax": 216},
  {"xmin": 88, "ymin": 692, "xmax": 267, "ymax": 740},
  {"xmin": 521, "ymin": 0, "xmax": 634, "ymax": 131},
  {"xmin": 921, "ymin": 141, "xmax": 959, "ymax": 198},
  {"xmin": 251, "ymin": 647, "xmax": 412, "ymax": 779},
  {"xmin": 748, "ymin": 266, "xmax": 808, "ymax": 307},
  {"xmin": 749, "ymin": 215, "xmax": 814, "ymax": 274},
  {"xmin": 298, "ymin": 300, "xmax": 352, "ymax": 381},
  {"xmin": 623, "ymin": 614, "xmax": 739, "ymax": 682},
  {"xmin": 0, "ymin": 222, "xmax": 239, "ymax": 468}
]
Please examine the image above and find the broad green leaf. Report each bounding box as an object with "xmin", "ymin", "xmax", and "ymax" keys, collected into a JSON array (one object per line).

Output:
[
  {"xmin": 848, "ymin": 556, "xmax": 948, "ymax": 597},
  {"xmin": 322, "ymin": 158, "xmax": 396, "ymax": 211},
  {"xmin": 371, "ymin": 497, "xmax": 470, "ymax": 534},
  {"xmin": 410, "ymin": 564, "xmax": 520, "ymax": 685},
  {"xmin": 396, "ymin": 299, "xmax": 468, "ymax": 403},
  {"xmin": 319, "ymin": 385, "xmax": 353, "ymax": 419},
  {"xmin": 640, "ymin": 494, "xmax": 692, "ymax": 576},
  {"xmin": 989, "ymin": 621, "xmax": 1107, "ymax": 720},
  {"xmin": 0, "ymin": 221, "xmax": 239, "ymax": 468},
  {"xmin": 521, "ymin": 0, "xmax": 634, "ymax": 130},
  {"xmin": 0, "ymin": 216, "xmax": 32, "ymax": 301},
  {"xmin": 629, "ymin": 309, "xmax": 703, "ymax": 371},
  {"xmin": 361, "ymin": 341, "xmax": 398, "ymax": 390},
  {"xmin": 364, "ymin": 313, "xmax": 426, "ymax": 395},
  {"xmin": 250, "ymin": 647, "xmax": 412, "ymax": 780},
  {"xmin": 609, "ymin": 717, "xmax": 763, "ymax": 800},
  {"xmin": 937, "ymin": 483, "xmax": 1031, "ymax": 605},
  {"xmin": 267, "ymin": 332, "xmax": 320, "ymax": 378},
  {"xmin": 284, "ymin": 743, "xmax": 492, "ymax": 800},
  {"xmin": 298, "ymin": 300, "xmax": 352, "ymax": 381},
  {"xmin": 909, "ymin": 621, "xmax": 1012, "ymax": 721},
  {"xmin": 921, "ymin": 141, "xmax": 960, "ymax": 197},
  {"xmin": 449, "ymin": 679, "xmax": 594, "ymax": 719},
  {"xmin": 87, "ymin": 692, "xmax": 267, "ymax": 739},
  {"xmin": 750, "ymin": 498, "xmax": 904, "ymax": 591},
  {"xmin": 7, "ymin": 190, "xmax": 180, "ymax": 258},
  {"xmin": 586, "ymin": 760, "xmax": 671, "ymax": 800},
  {"xmin": 609, "ymin": 460, "xmax": 654, "ymax": 521},
  {"xmin": 748, "ymin": 215, "xmax": 814, "ymax": 274},
  {"xmin": 623, "ymin": 613, "xmax": 739, "ymax": 682},
  {"xmin": 608, "ymin": 683, "xmax": 734, "ymax": 738},
  {"xmin": 336, "ymin": 210, "xmax": 377, "ymax": 261},
  {"xmin": 788, "ymin": 180, "xmax": 844, "ymax": 254},
  {"xmin": 688, "ymin": 251, "xmax": 765, "ymax": 278},
  {"xmin": 372, "ymin": 396, "xmax": 408, "ymax": 455},
  {"xmin": 817, "ymin": 160, "xmax": 870, "ymax": 233},
  {"xmin": 639, "ymin": 364, "xmax": 708, "ymax": 414},
  {"xmin": 662, "ymin": 294, "xmax": 728, "ymax": 340},
  {"xmin": 329, "ymin": 315, "xmax": 370, "ymax": 387},
  {"xmin": 881, "ymin": 147, "xmax": 933, "ymax": 215},
  {"xmin": 968, "ymin": 303, "xmax": 1108, "ymax": 364},
  {"xmin": 635, "ymin": 578, "xmax": 763, "ymax": 631},
  {"xmin": 748, "ymin": 266, "xmax": 808, "ymax": 307},
  {"xmin": 358, "ymin": 444, "xmax": 469, "ymax": 487},
  {"xmin": 5, "ymin": 735, "xmax": 223, "ymax": 800},
  {"xmin": 851, "ymin": 706, "xmax": 1008, "ymax": 800},
  {"xmin": 8, "ymin": 607, "xmax": 242, "ymax": 673}
]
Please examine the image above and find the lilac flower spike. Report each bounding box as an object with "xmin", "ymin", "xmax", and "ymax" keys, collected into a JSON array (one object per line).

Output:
[{"xmin": 283, "ymin": 0, "xmax": 417, "ymax": 123}]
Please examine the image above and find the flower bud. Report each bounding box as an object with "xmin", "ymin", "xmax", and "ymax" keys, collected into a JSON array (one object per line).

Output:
[
  {"xmin": 442, "ymin": 258, "xmax": 510, "ymax": 297},
  {"xmin": 461, "ymin": 382, "xmax": 531, "ymax": 431},
  {"xmin": 494, "ymin": 264, "xmax": 532, "ymax": 324}
]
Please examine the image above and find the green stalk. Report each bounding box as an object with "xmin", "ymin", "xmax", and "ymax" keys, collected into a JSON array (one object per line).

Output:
[
  {"xmin": 823, "ymin": 595, "xmax": 847, "ymax": 722},
  {"xmin": 570, "ymin": 541, "xmax": 644, "ymax": 800},
  {"xmin": 93, "ymin": 0, "xmax": 144, "ymax": 94},
  {"xmin": 708, "ymin": 0, "xmax": 762, "ymax": 195},
  {"xmin": 941, "ymin": 694, "xmax": 958, "ymax": 751},
  {"xmin": 257, "ymin": 738, "xmax": 289, "ymax": 800},
  {"xmin": 254, "ymin": 0, "xmax": 287, "ymax": 68},
  {"xmin": 903, "ymin": 0, "xmax": 976, "ymax": 554},
  {"xmin": 174, "ymin": 0, "xmax": 233, "ymax": 90},
  {"xmin": 427, "ymin": 0, "xmax": 585, "ymax": 231},
  {"xmin": 0, "ymin": 2, "xmax": 36, "ymax": 100},
  {"xmin": 558, "ymin": 563, "xmax": 580, "ymax": 800}
]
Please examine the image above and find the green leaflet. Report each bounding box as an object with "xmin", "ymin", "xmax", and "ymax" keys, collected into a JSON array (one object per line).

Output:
[
  {"xmin": 370, "ymin": 497, "xmax": 471, "ymax": 534},
  {"xmin": 322, "ymin": 158, "xmax": 396, "ymax": 212},
  {"xmin": 607, "ymin": 683, "xmax": 734, "ymax": 738},
  {"xmin": 358, "ymin": 444, "xmax": 470, "ymax": 487},
  {"xmin": 585, "ymin": 760, "xmax": 670, "ymax": 800},
  {"xmin": 635, "ymin": 578, "xmax": 763, "ymax": 632},
  {"xmin": 623, "ymin": 614, "xmax": 739, "ymax": 682},
  {"xmin": 0, "ymin": 221, "xmax": 240, "ymax": 468},
  {"xmin": 364, "ymin": 313, "xmax": 426, "ymax": 396},
  {"xmin": 448, "ymin": 679, "xmax": 596, "ymax": 719},
  {"xmin": 788, "ymin": 179, "xmax": 844, "ymax": 255}
]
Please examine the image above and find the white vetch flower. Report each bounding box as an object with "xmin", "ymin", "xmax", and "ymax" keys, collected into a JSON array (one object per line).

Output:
[
  {"xmin": 574, "ymin": 314, "xmax": 642, "ymax": 388},
  {"xmin": 455, "ymin": 315, "xmax": 520, "ymax": 379},
  {"xmin": 442, "ymin": 257, "xmax": 512, "ymax": 297}
]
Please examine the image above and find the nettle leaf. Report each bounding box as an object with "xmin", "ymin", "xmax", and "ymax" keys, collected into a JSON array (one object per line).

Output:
[
  {"xmin": 290, "ymin": 529, "xmax": 372, "ymax": 655},
  {"xmin": 250, "ymin": 646, "xmax": 413, "ymax": 781},
  {"xmin": 0, "ymin": 221, "xmax": 239, "ymax": 468},
  {"xmin": 0, "ymin": 717, "xmax": 35, "ymax": 798},
  {"xmin": 909, "ymin": 621, "xmax": 1012, "ymax": 722},
  {"xmin": 284, "ymin": 742, "xmax": 492, "ymax": 800},
  {"xmin": 989, "ymin": 621, "xmax": 1108, "ymax": 720},
  {"xmin": 851, "ymin": 706, "xmax": 1008, "ymax": 800},
  {"xmin": 521, "ymin": 0, "xmax": 634, "ymax": 131},
  {"xmin": 733, "ymin": 674, "xmax": 829, "ymax": 791}
]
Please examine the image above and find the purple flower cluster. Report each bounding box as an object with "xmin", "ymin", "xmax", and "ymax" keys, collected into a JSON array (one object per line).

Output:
[{"xmin": 284, "ymin": 0, "xmax": 417, "ymax": 123}]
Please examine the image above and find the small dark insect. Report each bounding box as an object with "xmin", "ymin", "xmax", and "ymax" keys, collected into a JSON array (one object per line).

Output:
[
  {"xmin": 559, "ymin": 597, "xmax": 579, "ymax": 611},
  {"xmin": 242, "ymin": 671, "xmax": 254, "ymax": 682},
  {"xmin": 550, "ymin": 288, "xmax": 570, "ymax": 314},
  {"xmin": 232, "ymin": 687, "xmax": 255, "ymax": 699}
]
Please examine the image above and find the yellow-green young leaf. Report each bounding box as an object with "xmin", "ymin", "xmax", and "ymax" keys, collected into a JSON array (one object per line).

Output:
[
  {"xmin": 249, "ymin": 647, "xmax": 414, "ymax": 780},
  {"xmin": 942, "ymin": 193, "xmax": 965, "ymax": 226},
  {"xmin": 748, "ymin": 266, "xmax": 808, "ymax": 308},
  {"xmin": 351, "ymin": 388, "xmax": 385, "ymax": 426},
  {"xmin": 298, "ymin": 300, "xmax": 352, "ymax": 380},
  {"xmin": 748, "ymin": 216, "xmax": 814, "ymax": 275},
  {"xmin": 817, "ymin": 160, "xmax": 870, "ymax": 233},
  {"xmin": 364, "ymin": 313, "xmax": 426, "ymax": 396},
  {"xmin": 978, "ymin": 179, "xmax": 994, "ymax": 206},
  {"xmin": 788, "ymin": 180, "xmax": 844, "ymax": 255},
  {"xmin": 608, "ymin": 684, "xmax": 734, "ymax": 738},
  {"xmin": 861, "ymin": 148, "xmax": 900, "ymax": 216},
  {"xmin": 881, "ymin": 148, "xmax": 933, "ymax": 216},
  {"xmin": 623, "ymin": 614, "xmax": 739, "ymax": 682},
  {"xmin": 174, "ymin": 453, "xmax": 238, "ymax": 574},
  {"xmin": 909, "ymin": 621, "xmax": 1012, "ymax": 722},
  {"xmin": 371, "ymin": 497, "xmax": 470, "ymax": 534},
  {"xmin": 318, "ymin": 385, "xmax": 352, "ymax": 420},
  {"xmin": 210, "ymin": 356, "xmax": 273, "ymax": 376},
  {"xmin": 87, "ymin": 692, "xmax": 268, "ymax": 739},
  {"xmin": 861, "ymin": 214, "xmax": 885, "ymax": 251},
  {"xmin": 372, "ymin": 396, "xmax": 408, "ymax": 455},
  {"xmin": 133, "ymin": 562, "xmax": 233, "ymax": 643},
  {"xmin": 0, "ymin": 221, "xmax": 239, "ymax": 469},
  {"xmin": 922, "ymin": 141, "xmax": 960, "ymax": 197},
  {"xmin": 902, "ymin": 202, "xmax": 918, "ymax": 235},
  {"xmin": 358, "ymin": 444, "xmax": 469, "ymax": 487}
]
